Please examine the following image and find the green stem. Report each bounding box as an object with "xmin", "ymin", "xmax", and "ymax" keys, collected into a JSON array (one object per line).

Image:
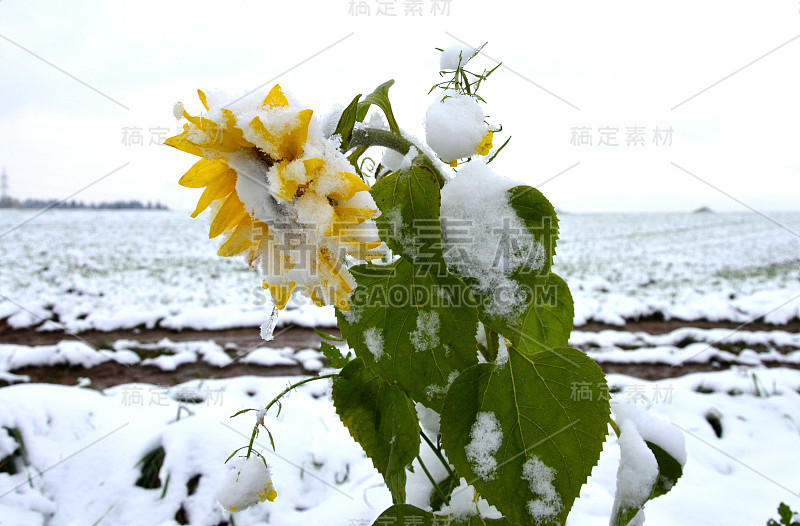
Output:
[
  {"xmin": 609, "ymin": 417, "xmax": 621, "ymax": 438},
  {"xmin": 245, "ymin": 374, "xmax": 337, "ymax": 458},
  {"xmin": 420, "ymin": 430, "xmax": 455, "ymax": 479},
  {"xmin": 417, "ymin": 455, "xmax": 450, "ymax": 506},
  {"xmin": 349, "ymin": 127, "xmax": 447, "ymax": 187}
]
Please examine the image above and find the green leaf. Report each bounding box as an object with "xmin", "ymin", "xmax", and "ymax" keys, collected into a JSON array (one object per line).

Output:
[
  {"xmin": 443, "ymin": 184, "xmax": 563, "ymax": 349},
  {"xmin": 331, "ymin": 359, "xmax": 420, "ymax": 503},
  {"xmin": 337, "ymin": 259, "xmax": 479, "ymax": 411},
  {"xmin": 780, "ymin": 503, "xmax": 793, "ymax": 523},
  {"xmin": 440, "ymin": 346, "xmax": 609, "ymax": 525},
  {"xmin": 320, "ymin": 341, "xmax": 351, "ymax": 368},
  {"xmin": 512, "ymin": 273, "xmax": 574, "ymax": 352},
  {"xmin": 611, "ymin": 436, "xmax": 685, "ymax": 525},
  {"xmin": 371, "ymin": 504, "xmax": 511, "ymax": 525},
  {"xmin": 333, "ymin": 94, "xmax": 361, "ymax": 151},
  {"xmin": 371, "ymin": 165, "xmax": 445, "ymax": 273},
  {"xmin": 358, "ymin": 79, "xmax": 401, "ymax": 134},
  {"xmin": 647, "ymin": 441, "xmax": 683, "ymax": 499}
]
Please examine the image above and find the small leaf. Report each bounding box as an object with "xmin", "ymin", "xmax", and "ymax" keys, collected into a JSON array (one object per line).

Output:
[
  {"xmin": 358, "ymin": 79, "xmax": 401, "ymax": 134},
  {"xmin": 333, "ymin": 94, "xmax": 361, "ymax": 151},
  {"xmin": 320, "ymin": 341, "xmax": 351, "ymax": 368},
  {"xmin": 440, "ymin": 345, "xmax": 609, "ymax": 525},
  {"xmin": 331, "ymin": 359, "xmax": 420, "ymax": 503}
]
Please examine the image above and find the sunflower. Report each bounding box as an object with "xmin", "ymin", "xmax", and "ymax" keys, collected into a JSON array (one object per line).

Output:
[{"xmin": 165, "ymin": 85, "xmax": 381, "ymax": 311}]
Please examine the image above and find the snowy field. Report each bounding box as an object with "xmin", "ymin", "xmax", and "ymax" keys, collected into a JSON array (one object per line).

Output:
[
  {"xmin": 2, "ymin": 209, "xmax": 799, "ymax": 525},
  {"xmin": 1, "ymin": 209, "xmax": 798, "ymax": 333},
  {"xmin": 1, "ymin": 368, "xmax": 800, "ymax": 525}
]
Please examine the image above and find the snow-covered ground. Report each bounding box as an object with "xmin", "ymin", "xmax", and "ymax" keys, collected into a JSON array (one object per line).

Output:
[
  {"xmin": 1, "ymin": 210, "xmax": 798, "ymax": 333},
  {"xmin": 1, "ymin": 368, "xmax": 799, "ymax": 525}
]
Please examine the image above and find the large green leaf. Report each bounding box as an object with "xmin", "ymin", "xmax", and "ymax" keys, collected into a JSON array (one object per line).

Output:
[
  {"xmin": 337, "ymin": 258, "xmax": 478, "ymax": 411},
  {"xmin": 440, "ymin": 346, "xmax": 609, "ymax": 525},
  {"xmin": 331, "ymin": 359, "xmax": 420, "ymax": 503},
  {"xmin": 371, "ymin": 165, "xmax": 445, "ymax": 274},
  {"xmin": 442, "ymin": 183, "xmax": 562, "ymax": 346},
  {"xmin": 372, "ymin": 504, "xmax": 511, "ymax": 525}
]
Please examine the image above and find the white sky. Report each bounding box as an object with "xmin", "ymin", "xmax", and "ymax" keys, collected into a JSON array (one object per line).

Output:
[{"xmin": 1, "ymin": 0, "xmax": 798, "ymax": 212}]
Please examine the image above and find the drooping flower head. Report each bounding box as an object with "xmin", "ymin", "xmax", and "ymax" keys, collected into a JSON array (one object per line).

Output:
[{"xmin": 166, "ymin": 85, "xmax": 381, "ymax": 311}]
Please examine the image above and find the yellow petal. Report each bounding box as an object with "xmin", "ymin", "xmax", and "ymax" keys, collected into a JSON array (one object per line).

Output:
[
  {"xmin": 302, "ymin": 158, "xmax": 325, "ymax": 176},
  {"xmin": 164, "ymin": 130, "xmax": 203, "ymax": 157},
  {"xmin": 178, "ymin": 158, "xmax": 230, "ymax": 188},
  {"xmin": 273, "ymin": 161, "xmax": 302, "ymax": 202},
  {"xmin": 264, "ymin": 281, "xmax": 295, "ymax": 310},
  {"xmin": 333, "ymin": 292, "xmax": 350, "ymax": 312},
  {"xmin": 308, "ymin": 287, "xmax": 328, "ymax": 308},
  {"xmin": 218, "ymin": 216, "xmax": 256, "ymax": 257},
  {"xmin": 197, "ymin": 89, "xmax": 209, "ymax": 111},
  {"xmin": 250, "ymin": 116, "xmax": 278, "ymax": 154},
  {"xmin": 476, "ymin": 130, "xmax": 493, "ymax": 156},
  {"xmin": 328, "ymin": 172, "xmax": 371, "ymax": 201},
  {"xmin": 208, "ymin": 192, "xmax": 247, "ymax": 239},
  {"xmin": 264, "ymin": 85, "xmax": 289, "ymax": 108},
  {"xmin": 317, "ymin": 248, "xmax": 354, "ymax": 293},
  {"xmin": 275, "ymin": 109, "xmax": 313, "ymax": 160},
  {"xmin": 222, "ymin": 109, "xmax": 255, "ymax": 148},
  {"xmin": 191, "ymin": 169, "xmax": 237, "ymax": 218},
  {"xmin": 327, "ymin": 206, "xmax": 377, "ymax": 237}
]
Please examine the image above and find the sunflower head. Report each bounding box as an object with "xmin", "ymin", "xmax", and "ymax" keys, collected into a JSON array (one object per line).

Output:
[{"xmin": 166, "ymin": 85, "xmax": 381, "ymax": 311}]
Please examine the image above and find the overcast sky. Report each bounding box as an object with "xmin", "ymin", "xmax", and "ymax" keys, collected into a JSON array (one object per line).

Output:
[{"xmin": 1, "ymin": 0, "xmax": 798, "ymax": 213}]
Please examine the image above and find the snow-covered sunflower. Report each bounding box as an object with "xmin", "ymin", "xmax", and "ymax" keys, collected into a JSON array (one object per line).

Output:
[{"xmin": 166, "ymin": 85, "xmax": 381, "ymax": 311}]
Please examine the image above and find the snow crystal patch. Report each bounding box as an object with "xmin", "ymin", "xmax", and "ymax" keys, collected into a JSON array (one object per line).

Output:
[
  {"xmin": 341, "ymin": 301, "xmax": 363, "ymax": 325},
  {"xmin": 411, "ymin": 311, "xmax": 440, "ymax": 352},
  {"xmin": 522, "ymin": 456, "xmax": 563, "ymax": 521},
  {"xmin": 465, "ymin": 411, "xmax": 502, "ymax": 481},
  {"xmin": 363, "ymin": 327, "xmax": 384, "ymax": 361},
  {"xmin": 425, "ymin": 94, "xmax": 487, "ymax": 162},
  {"xmin": 495, "ymin": 337, "xmax": 509, "ymax": 367},
  {"xmin": 425, "ymin": 370, "xmax": 459, "ymax": 399},
  {"xmin": 385, "ymin": 207, "xmax": 420, "ymax": 258},
  {"xmin": 441, "ymin": 160, "xmax": 545, "ymax": 318}
]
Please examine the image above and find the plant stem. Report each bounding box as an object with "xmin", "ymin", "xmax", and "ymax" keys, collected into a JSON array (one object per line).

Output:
[
  {"xmin": 420, "ymin": 431, "xmax": 455, "ymax": 479},
  {"xmin": 609, "ymin": 417, "xmax": 621, "ymax": 438},
  {"xmin": 245, "ymin": 374, "xmax": 337, "ymax": 458},
  {"xmin": 417, "ymin": 455, "xmax": 450, "ymax": 506},
  {"xmin": 349, "ymin": 127, "xmax": 447, "ymax": 187}
]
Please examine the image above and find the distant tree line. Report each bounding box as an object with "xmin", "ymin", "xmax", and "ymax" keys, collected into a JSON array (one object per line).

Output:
[{"xmin": 0, "ymin": 198, "xmax": 169, "ymax": 210}]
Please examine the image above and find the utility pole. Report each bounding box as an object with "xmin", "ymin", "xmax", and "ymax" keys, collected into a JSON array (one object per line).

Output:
[{"xmin": 0, "ymin": 168, "xmax": 8, "ymax": 207}]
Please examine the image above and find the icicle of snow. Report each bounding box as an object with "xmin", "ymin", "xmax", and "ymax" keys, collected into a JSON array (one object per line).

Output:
[{"xmin": 260, "ymin": 308, "xmax": 279, "ymax": 341}]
